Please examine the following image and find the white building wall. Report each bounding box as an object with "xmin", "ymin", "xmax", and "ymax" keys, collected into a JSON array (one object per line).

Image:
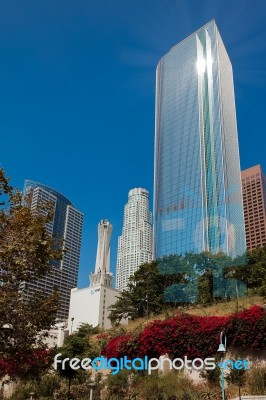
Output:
[
  {"xmin": 68, "ymin": 285, "xmax": 121, "ymax": 331},
  {"xmin": 42, "ymin": 322, "xmax": 68, "ymax": 348},
  {"xmin": 68, "ymin": 286, "xmax": 101, "ymax": 332},
  {"xmin": 101, "ymin": 286, "xmax": 121, "ymax": 328}
]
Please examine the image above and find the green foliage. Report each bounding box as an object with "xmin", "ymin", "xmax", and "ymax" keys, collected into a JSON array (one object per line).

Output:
[
  {"xmin": 108, "ymin": 291, "xmax": 136, "ymax": 323},
  {"xmin": 134, "ymin": 371, "xmax": 210, "ymax": 400},
  {"xmin": 10, "ymin": 373, "xmax": 61, "ymax": 400},
  {"xmin": 108, "ymin": 260, "xmax": 187, "ymax": 323},
  {"xmin": 56, "ymin": 323, "xmax": 99, "ymax": 386},
  {"xmin": 74, "ymin": 323, "xmax": 101, "ymax": 337},
  {"xmin": 246, "ymin": 246, "xmax": 266, "ymax": 296},
  {"xmin": 226, "ymin": 363, "xmax": 247, "ymax": 397},
  {"xmin": 109, "ymin": 261, "xmax": 165, "ymax": 322},
  {"xmin": 0, "ymin": 170, "xmax": 62, "ymax": 287},
  {"xmin": 59, "ymin": 323, "xmax": 99, "ymax": 359},
  {"xmin": 198, "ymin": 270, "xmax": 213, "ymax": 305},
  {"xmin": 9, "ymin": 372, "xmax": 103, "ymax": 400},
  {"xmin": 158, "ymin": 254, "xmax": 198, "ymax": 303},
  {"xmin": 105, "ymin": 369, "xmax": 132, "ymax": 397},
  {"xmin": 109, "ymin": 246, "xmax": 266, "ymax": 324},
  {"xmin": 226, "ymin": 245, "xmax": 266, "ymax": 296},
  {"xmin": 128, "ymin": 261, "xmax": 167, "ymax": 316},
  {"xmin": 0, "ymin": 169, "xmax": 63, "ymax": 380},
  {"xmin": 200, "ymin": 357, "xmax": 221, "ymax": 386}
]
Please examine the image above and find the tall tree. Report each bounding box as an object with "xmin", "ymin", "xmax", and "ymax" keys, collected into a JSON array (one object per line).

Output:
[
  {"xmin": 108, "ymin": 261, "xmax": 184, "ymax": 323},
  {"xmin": 0, "ymin": 169, "xmax": 63, "ymax": 380},
  {"xmin": 108, "ymin": 262, "xmax": 166, "ymax": 323}
]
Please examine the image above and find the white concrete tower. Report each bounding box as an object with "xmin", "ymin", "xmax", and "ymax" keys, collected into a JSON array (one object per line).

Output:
[
  {"xmin": 68, "ymin": 219, "xmax": 121, "ymax": 331},
  {"xmin": 90, "ymin": 219, "xmax": 113, "ymax": 287},
  {"xmin": 116, "ymin": 188, "xmax": 153, "ymax": 291}
]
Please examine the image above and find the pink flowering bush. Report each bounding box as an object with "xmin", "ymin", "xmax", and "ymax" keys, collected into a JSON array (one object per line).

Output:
[{"xmin": 101, "ymin": 306, "xmax": 265, "ymax": 359}]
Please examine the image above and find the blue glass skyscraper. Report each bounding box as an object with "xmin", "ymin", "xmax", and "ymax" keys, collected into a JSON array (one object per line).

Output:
[{"xmin": 153, "ymin": 20, "xmax": 246, "ymax": 259}]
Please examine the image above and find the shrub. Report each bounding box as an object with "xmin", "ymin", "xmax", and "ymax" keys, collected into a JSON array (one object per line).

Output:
[
  {"xmin": 105, "ymin": 369, "xmax": 131, "ymax": 398},
  {"xmin": 137, "ymin": 371, "xmax": 215, "ymax": 400},
  {"xmin": 246, "ymin": 364, "xmax": 266, "ymax": 395},
  {"xmin": 10, "ymin": 373, "xmax": 61, "ymax": 400},
  {"xmin": 102, "ymin": 306, "xmax": 265, "ymax": 360}
]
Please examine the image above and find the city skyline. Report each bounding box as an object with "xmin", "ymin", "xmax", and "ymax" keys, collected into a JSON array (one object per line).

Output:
[{"xmin": 0, "ymin": 0, "xmax": 266, "ymax": 286}]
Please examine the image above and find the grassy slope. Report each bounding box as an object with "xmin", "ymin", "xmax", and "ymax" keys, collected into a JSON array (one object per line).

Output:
[{"xmin": 123, "ymin": 295, "xmax": 264, "ymax": 333}]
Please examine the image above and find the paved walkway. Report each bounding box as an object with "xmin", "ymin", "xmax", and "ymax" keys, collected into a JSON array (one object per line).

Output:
[{"xmin": 231, "ymin": 396, "xmax": 266, "ymax": 400}]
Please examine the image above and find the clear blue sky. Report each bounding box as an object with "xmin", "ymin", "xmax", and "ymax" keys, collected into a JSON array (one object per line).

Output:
[{"xmin": 0, "ymin": 0, "xmax": 265, "ymax": 287}]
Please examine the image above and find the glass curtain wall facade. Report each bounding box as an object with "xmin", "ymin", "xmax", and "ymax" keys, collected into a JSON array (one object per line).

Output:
[
  {"xmin": 153, "ymin": 20, "xmax": 246, "ymax": 259},
  {"xmin": 23, "ymin": 180, "xmax": 84, "ymax": 321}
]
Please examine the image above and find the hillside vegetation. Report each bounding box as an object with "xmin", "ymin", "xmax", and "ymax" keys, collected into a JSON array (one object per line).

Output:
[{"xmin": 123, "ymin": 295, "xmax": 264, "ymax": 333}]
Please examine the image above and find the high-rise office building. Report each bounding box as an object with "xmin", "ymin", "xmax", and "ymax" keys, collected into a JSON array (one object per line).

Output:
[
  {"xmin": 23, "ymin": 180, "xmax": 83, "ymax": 321},
  {"xmin": 153, "ymin": 20, "xmax": 246, "ymax": 259},
  {"xmin": 241, "ymin": 165, "xmax": 266, "ymax": 250},
  {"xmin": 116, "ymin": 188, "xmax": 153, "ymax": 291}
]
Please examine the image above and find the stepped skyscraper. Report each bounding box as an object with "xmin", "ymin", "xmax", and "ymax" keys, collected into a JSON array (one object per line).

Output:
[
  {"xmin": 23, "ymin": 180, "xmax": 83, "ymax": 321},
  {"xmin": 116, "ymin": 188, "xmax": 153, "ymax": 291},
  {"xmin": 153, "ymin": 20, "xmax": 246, "ymax": 259}
]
